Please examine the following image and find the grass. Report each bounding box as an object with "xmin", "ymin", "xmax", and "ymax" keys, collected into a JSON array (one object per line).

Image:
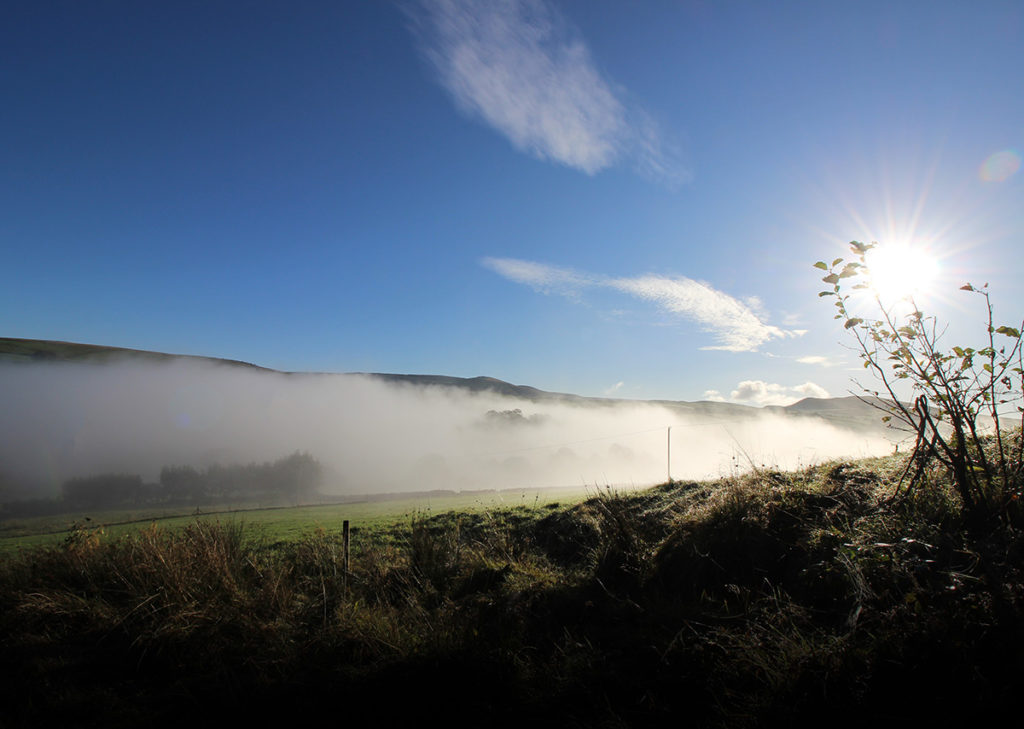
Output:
[
  {"xmin": 0, "ymin": 486, "xmax": 590, "ymax": 555},
  {"xmin": 2, "ymin": 455, "xmax": 1022, "ymax": 727}
]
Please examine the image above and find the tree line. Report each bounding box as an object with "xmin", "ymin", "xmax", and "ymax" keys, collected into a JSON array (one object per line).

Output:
[{"xmin": 2, "ymin": 452, "xmax": 325, "ymax": 517}]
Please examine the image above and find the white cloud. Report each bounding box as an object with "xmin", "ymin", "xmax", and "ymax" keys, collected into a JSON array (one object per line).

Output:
[
  {"xmin": 608, "ymin": 275, "xmax": 799, "ymax": 352},
  {"xmin": 411, "ymin": 0, "xmax": 687, "ymax": 182},
  {"xmin": 702, "ymin": 389, "xmax": 726, "ymax": 402},
  {"xmin": 480, "ymin": 257, "xmax": 593, "ymax": 295},
  {"xmin": 483, "ymin": 257, "xmax": 800, "ymax": 352},
  {"xmin": 793, "ymin": 381, "xmax": 830, "ymax": 398},
  {"xmin": 603, "ymin": 381, "xmax": 625, "ymax": 396},
  {"xmin": 796, "ymin": 355, "xmax": 835, "ymax": 366},
  {"xmin": 626, "ymin": 107, "xmax": 690, "ymax": 187},
  {"xmin": 728, "ymin": 380, "xmax": 830, "ymax": 407},
  {"xmin": 743, "ymin": 295, "xmax": 767, "ymax": 317}
]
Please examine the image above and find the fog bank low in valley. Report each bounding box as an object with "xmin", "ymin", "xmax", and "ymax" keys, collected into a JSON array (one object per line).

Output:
[{"xmin": 0, "ymin": 361, "xmax": 895, "ymax": 499}]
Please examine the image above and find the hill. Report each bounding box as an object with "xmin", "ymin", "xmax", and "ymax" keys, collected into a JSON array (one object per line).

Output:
[
  {"xmin": 0, "ymin": 337, "xmax": 892, "ymax": 436},
  {"xmin": 0, "ymin": 337, "xmax": 272, "ymax": 371}
]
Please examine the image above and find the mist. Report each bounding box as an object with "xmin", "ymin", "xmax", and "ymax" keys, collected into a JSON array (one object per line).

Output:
[{"xmin": 0, "ymin": 361, "xmax": 893, "ymax": 498}]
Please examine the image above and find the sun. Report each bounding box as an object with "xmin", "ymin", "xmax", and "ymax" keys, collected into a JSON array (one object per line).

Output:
[{"xmin": 862, "ymin": 240, "xmax": 940, "ymax": 305}]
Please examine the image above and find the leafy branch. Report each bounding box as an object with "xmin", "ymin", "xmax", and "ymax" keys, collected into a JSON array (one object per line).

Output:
[{"xmin": 816, "ymin": 241, "xmax": 1024, "ymax": 527}]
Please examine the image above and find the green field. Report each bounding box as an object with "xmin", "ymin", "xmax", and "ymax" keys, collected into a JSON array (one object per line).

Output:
[{"xmin": 0, "ymin": 485, "xmax": 594, "ymax": 555}]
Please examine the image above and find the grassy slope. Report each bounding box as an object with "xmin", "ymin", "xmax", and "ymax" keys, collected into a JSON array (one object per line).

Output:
[{"xmin": 2, "ymin": 454, "xmax": 1022, "ymax": 727}]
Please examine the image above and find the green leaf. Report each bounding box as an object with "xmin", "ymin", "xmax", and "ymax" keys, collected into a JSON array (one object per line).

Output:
[
  {"xmin": 822, "ymin": 273, "xmax": 840, "ymax": 284},
  {"xmin": 818, "ymin": 291, "xmax": 835, "ymax": 297},
  {"xmin": 996, "ymin": 325, "xmax": 1021, "ymax": 338},
  {"xmin": 814, "ymin": 261, "xmax": 829, "ymax": 270},
  {"xmin": 845, "ymin": 318, "xmax": 863, "ymax": 329},
  {"xmin": 960, "ymin": 284, "xmax": 974, "ymax": 292}
]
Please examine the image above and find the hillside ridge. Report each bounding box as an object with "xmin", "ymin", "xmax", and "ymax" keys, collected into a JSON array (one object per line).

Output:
[{"xmin": 0, "ymin": 337, "xmax": 890, "ymax": 432}]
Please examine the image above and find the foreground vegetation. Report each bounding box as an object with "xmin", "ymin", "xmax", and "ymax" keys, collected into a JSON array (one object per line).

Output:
[{"xmin": 2, "ymin": 454, "xmax": 1023, "ymax": 727}]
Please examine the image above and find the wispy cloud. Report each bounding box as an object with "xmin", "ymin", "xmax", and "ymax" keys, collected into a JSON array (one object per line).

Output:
[
  {"xmin": 796, "ymin": 355, "xmax": 837, "ymax": 367},
  {"xmin": 603, "ymin": 381, "xmax": 625, "ymax": 396},
  {"xmin": 607, "ymin": 276, "xmax": 799, "ymax": 352},
  {"xmin": 481, "ymin": 257, "xmax": 594, "ymax": 296},
  {"xmin": 410, "ymin": 0, "xmax": 687, "ymax": 183},
  {"xmin": 482, "ymin": 257, "xmax": 801, "ymax": 352}
]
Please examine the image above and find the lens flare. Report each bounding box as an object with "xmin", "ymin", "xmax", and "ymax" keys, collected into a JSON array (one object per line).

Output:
[{"xmin": 979, "ymin": 149, "xmax": 1021, "ymax": 182}]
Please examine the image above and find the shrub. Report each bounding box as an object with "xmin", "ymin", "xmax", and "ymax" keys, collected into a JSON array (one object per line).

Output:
[{"xmin": 817, "ymin": 241, "xmax": 1024, "ymax": 527}]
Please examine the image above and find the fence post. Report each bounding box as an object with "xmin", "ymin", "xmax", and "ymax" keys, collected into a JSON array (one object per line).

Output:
[{"xmin": 342, "ymin": 519, "xmax": 350, "ymax": 592}]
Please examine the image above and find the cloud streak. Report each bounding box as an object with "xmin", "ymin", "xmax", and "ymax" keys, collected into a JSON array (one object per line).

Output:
[
  {"xmin": 482, "ymin": 257, "xmax": 595, "ymax": 296},
  {"xmin": 796, "ymin": 355, "xmax": 836, "ymax": 367},
  {"xmin": 482, "ymin": 257, "xmax": 801, "ymax": 351},
  {"xmin": 607, "ymin": 275, "xmax": 798, "ymax": 352},
  {"xmin": 411, "ymin": 0, "xmax": 686, "ymax": 183}
]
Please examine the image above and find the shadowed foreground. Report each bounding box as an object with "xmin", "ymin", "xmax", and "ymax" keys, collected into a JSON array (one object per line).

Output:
[{"xmin": 2, "ymin": 455, "xmax": 1022, "ymax": 727}]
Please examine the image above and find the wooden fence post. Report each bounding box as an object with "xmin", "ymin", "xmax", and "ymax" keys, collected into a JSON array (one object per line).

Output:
[{"xmin": 342, "ymin": 519, "xmax": 350, "ymax": 591}]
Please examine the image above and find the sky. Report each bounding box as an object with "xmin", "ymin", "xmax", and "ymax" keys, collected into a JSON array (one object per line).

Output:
[{"xmin": 3, "ymin": 0, "xmax": 1023, "ymax": 405}]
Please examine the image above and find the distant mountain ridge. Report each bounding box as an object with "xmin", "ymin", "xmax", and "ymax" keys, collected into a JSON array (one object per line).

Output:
[
  {"xmin": 0, "ymin": 337, "xmax": 895, "ymax": 436},
  {"xmin": 0, "ymin": 337, "xmax": 273, "ymax": 371}
]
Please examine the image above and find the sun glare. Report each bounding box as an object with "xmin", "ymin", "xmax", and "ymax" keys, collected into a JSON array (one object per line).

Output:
[{"xmin": 862, "ymin": 242, "xmax": 940, "ymax": 304}]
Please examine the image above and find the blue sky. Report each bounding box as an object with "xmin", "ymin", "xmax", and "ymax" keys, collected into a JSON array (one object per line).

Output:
[{"xmin": 3, "ymin": 0, "xmax": 1023, "ymax": 404}]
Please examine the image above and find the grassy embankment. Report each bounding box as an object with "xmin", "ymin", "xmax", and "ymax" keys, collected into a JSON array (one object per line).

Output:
[{"xmin": 2, "ymin": 454, "xmax": 1022, "ymax": 728}]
